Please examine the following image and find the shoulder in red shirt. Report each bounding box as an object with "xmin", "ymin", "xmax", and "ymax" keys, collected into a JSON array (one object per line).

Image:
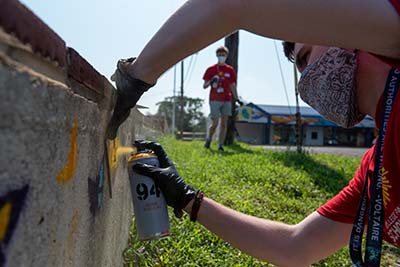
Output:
[{"xmin": 317, "ymin": 88, "xmax": 400, "ymax": 246}]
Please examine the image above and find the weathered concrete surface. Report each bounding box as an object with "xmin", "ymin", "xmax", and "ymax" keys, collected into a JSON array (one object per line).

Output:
[
  {"xmin": 0, "ymin": 3, "xmax": 165, "ymax": 265},
  {"xmin": 0, "ymin": 51, "xmax": 146, "ymax": 266}
]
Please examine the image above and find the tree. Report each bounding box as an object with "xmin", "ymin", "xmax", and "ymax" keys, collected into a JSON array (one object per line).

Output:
[{"xmin": 156, "ymin": 96, "xmax": 206, "ymax": 133}]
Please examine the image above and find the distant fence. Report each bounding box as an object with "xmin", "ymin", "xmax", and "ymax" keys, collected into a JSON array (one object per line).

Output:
[{"xmin": 179, "ymin": 131, "xmax": 206, "ymax": 141}]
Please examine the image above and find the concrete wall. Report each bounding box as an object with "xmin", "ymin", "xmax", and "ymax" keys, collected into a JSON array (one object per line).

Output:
[{"xmin": 0, "ymin": 2, "xmax": 159, "ymax": 266}]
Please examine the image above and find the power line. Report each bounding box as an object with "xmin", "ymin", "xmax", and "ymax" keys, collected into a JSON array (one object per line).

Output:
[
  {"xmin": 184, "ymin": 53, "xmax": 198, "ymax": 89},
  {"xmin": 184, "ymin": 55, "xmax": 194, "ymax": 82},
  {"xmin": 172, "ymin": 65, "xmax": 177, "ymax": 134},
  {"xmin": 273, "ymin": 40, "xmax": 298, "ymax": 145},
  {"xmin": 179, "ymin": 60, "xmax": 184, "ymax": 138},
  {"xmin": 273, "ymin": 40, "xmax": 292, "ymax": 115}
]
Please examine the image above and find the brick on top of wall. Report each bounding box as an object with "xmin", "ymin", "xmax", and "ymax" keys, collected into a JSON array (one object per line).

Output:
[
  {"xmin": 0, "ymin": 0, "xmax": 110, "ymax": 100},
  {"xmin": 67, "ymin": 48, "xmax": 105, "ymax": 96},
  {"xmin": 0, "ymin": 0, "xmax": 67, "ymax": 67}
]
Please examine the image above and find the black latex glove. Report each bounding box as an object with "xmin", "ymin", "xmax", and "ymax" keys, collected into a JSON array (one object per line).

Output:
[
  {"xmin": 106, "ymin": 58, "xmax": 154, "ymax": 140},
  {"xmin": 236, "ymin": 99, "xmax": 244, "ymax": 106},
  {"xmin": 134, "ymin": 140, "xmax": 174, "ymax": 168},
  {"xmin": 133, "ymin": 140, "xmax": 197, "ymax": 218},
  {"xmin": 211, "ymin": 76, "xmax": 219, "ymax": 84}
]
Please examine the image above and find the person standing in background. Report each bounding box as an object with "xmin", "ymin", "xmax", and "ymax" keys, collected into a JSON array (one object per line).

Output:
[{"xmin": 202, "ymin": 46, "xmax": 241, "ymax": 152}]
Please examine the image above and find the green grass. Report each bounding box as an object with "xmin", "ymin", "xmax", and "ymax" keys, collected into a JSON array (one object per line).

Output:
[{"xmin": 123, "ymin": 136, "xmax": 400, "ymax": 266}]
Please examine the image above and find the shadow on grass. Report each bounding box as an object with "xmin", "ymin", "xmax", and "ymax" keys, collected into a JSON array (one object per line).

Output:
[
  {"xmin": 226, "ymin": 142, "xmax": 261, "ymax": 154},
  {"xmin": 205, "ymin": 149, "xmax": 235, "ymax": 156},
  {"xmin": 269, "ymin": 150, "xmax": 350, "ymax": 194},
  {"xmin": 227, "ymin": 143, "xmax": 350, "ymax": 194}
]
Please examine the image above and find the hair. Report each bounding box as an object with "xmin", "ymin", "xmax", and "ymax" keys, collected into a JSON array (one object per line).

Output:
[
  {"xmin": 216, "ymin": 46, "xmax": 229, "ymax": 55},
  {"xmin": 282, "ymin": 41, "xmax": 295, "ymax": 62}
]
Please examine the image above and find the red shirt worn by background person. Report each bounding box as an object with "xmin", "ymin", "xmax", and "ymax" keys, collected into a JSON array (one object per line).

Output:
[
  {"xmin": 203, "ymin": 64, "xmax": 236, "ymax": 102},
  {"xmin": 317, "ymin": 0, "xmax": 400, "ymax": 244}
]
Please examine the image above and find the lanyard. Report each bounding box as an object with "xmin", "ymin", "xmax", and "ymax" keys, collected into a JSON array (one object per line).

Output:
[{"xmin": 350, "ymin": 68, "xmax": 400, "ymax": 267}]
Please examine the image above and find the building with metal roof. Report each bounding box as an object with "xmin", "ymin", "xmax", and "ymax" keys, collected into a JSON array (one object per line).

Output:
[{"xmin": 235, "ymin": 103, "xmax": 376, "ymax": 147}]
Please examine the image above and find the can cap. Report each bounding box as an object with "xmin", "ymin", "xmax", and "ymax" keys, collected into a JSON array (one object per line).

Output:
[{"xmin": 128, "ymin": 152, "xmax": 157, "ymax": 162}]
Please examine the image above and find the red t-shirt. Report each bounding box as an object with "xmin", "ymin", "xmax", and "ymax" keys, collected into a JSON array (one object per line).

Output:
[
  {"xmin": 317, "ymin": 1, "xmax": 400, "ymax": 246},
  {"xmin": 203, "ymin": 64, "xmax": 236, "ymax": 102},
  {"xmin": 317, "ymin": 83, "xmax": 400, "ymax": 245}
]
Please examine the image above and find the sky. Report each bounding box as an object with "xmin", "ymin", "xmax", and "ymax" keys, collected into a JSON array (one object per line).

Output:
[{"xmin": 21, "ymin": 0, "xmax": 308, "ymax": 116}]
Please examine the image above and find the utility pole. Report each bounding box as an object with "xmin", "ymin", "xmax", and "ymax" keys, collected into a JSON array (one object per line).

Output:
[
  {"xmin": 172, "ymin": 65, "xmax": 176, "ymax": 135},
  {"xmin": 179, "ymin": 60, "xmax": 184, "ymax": 139},
  {"xmin": 294, "ymin": 63, "xmax": 302, "ymax": 153},
  {"xmin": 224, "ymin": 31, "xmax": 239, "ymax": 145}
]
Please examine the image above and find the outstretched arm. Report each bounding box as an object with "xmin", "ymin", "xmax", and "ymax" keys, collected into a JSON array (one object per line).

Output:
[
  {"xmin": 130, "ymin": 0, "xmax": 400, "ymax": 84},
  {"xmin": 184, "ymin": 198, "xmax": 352, "ymax": 267},
  {"xmin": 132, "ymin": 140, "xmax": 354, "ymax": 266}
]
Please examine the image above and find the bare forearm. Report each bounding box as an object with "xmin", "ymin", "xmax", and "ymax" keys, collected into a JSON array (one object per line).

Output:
[
  {"xmin": 239, "ymin": 0, "xmax": 400, "ymax": 58},
  {"xmin": 186, "ymin": 197, "xmax": 301, "ymax": 266},
  {"xmin": 131, "ymin": 0, "xmax": 239, "ymax": 84},
  {"xmin": 203, "ymin": 80, "xmax": 211, "ymax": 89},
  {"xmin": 184, "ymin": 197, "xmax": 352, "ymax": 266},
  {"xmin": 131, "ymin": 0, "xmax": 400, "ymax": 84}
]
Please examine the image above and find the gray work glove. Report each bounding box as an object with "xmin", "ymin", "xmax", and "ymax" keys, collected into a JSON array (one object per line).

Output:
[{"xmin": 133, "ymin": 140, "xmax": 197, "ymax": 218}]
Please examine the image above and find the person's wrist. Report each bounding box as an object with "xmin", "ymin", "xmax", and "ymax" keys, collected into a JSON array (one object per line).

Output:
[
  {"xmin": 128, "ymin": 59, "xmax": 158, "ymax": 85},
  {"xmin": 190, "ymin": 191, "xmax": 204, "ymax": 222},
  {"xmin": 183, "ymin": 198, "xmax": 195, "ymax": 214}
]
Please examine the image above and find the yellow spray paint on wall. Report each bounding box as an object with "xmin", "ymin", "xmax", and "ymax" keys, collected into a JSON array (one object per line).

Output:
[
  {"xmin": 0, "ymin": 202, "xmax": 12, "ymax": 242},
  {"xmin": 107, "ymin": 138, "xmax": 119, "ymax": 174},
  {"xmin": 104, "ymin": 138, "xmax": 136, "ymax": 198},
  {"xmin": 106, "ymin": 138, "xmax": 136, "ymax": 174},
  {"xmin": 57, "ymin": 114, "xmax": 78, "ymax": 183}
]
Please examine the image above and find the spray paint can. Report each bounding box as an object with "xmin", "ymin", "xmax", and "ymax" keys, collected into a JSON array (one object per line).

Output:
[{"xmin": 127, "ymin": 152, "xmax": 170, "ymax": 240}]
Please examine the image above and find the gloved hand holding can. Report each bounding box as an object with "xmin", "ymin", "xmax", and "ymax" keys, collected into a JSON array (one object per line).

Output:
[
  {"xmin": 132, "ymin": 140, "xmax": 198, "ymax": 218},
  {"xmin": 128, "ymin": 148, "xmax": 170, "ymax": 240}
]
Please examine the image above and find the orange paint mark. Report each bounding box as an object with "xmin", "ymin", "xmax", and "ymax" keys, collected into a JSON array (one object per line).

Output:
[
  {"xmin": 0, "ymin": 202, "xmax": 12, "ymax": 242},
  {"xmin": 65, "ymin": 209, "xmax": 80, "ymax": 265},
  {"xmin": 57, "ymin": 114, "xmax": 78, "ymax": 183}
]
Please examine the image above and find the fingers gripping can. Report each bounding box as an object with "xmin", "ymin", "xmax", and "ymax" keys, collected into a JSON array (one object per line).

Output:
[{"xmin": 127, "ymin": 152, "xmax": 170, "ymax": 240}]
